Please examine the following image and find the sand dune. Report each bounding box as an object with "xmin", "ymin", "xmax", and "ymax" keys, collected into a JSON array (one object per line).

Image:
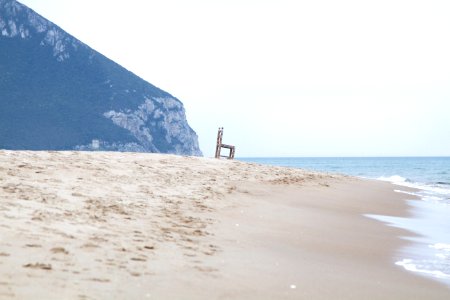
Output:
[{"xmin": 0, "ymin": 151, "xmax": 448, "ymax": 299}]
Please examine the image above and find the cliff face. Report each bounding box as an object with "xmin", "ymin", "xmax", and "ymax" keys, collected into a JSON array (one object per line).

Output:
[{"xmin": 0, "ymin": 0, "xmax": 202, "ymax": 155}]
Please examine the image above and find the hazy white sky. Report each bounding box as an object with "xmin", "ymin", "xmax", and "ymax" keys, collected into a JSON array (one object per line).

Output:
[{"xmin": 19, "ymin": 0, "xmax": 450, "ymax": 157}]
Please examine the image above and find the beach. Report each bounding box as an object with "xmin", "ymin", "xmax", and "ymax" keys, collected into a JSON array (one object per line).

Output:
[{"xmin": 0, "ymin": 151, "xmax": 448, "ymax": 299}]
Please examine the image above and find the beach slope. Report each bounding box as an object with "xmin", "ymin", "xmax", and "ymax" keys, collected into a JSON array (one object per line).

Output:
[{"xmin": 0, "ymin": 151, "xmax": 448, "ymax": 299}]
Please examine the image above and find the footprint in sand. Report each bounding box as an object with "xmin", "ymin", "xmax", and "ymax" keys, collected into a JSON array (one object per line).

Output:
[
  {"xmin": 130, "ymin": 257, "xmax": 147, "ymax": 262},
  {"xmin": 25, "ymin": 244, "xmax": 42, "ymax": 248},
  {"xmin": 81, "ymin": 243, "xmax": 99, "ymax": 249},
  {"xmin": 23, "ymin": 263, "xmax": 52, "ymax": 270},
  {"xmin": 88, "ymin": 278, "xmax": 110, "ymax": 283},
  {"xmin": 51, "ymin": 247, "xmax": 69, "ymax": 255},
  {"xmin": 194, "ymin": 266, "xmax": 219, "ymax": 273}
]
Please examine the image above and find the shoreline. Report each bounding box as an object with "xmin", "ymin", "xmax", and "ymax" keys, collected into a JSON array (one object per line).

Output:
[
  {"xmin": 368, "ymin": 196, "xmax": 450, "ymax": 287},
  {"xmin": 0, "ymin": 151, "xmax": 449, "ymax": 299},
  {"xmin": 200, "ymin": 181, "xmax": 448, "ymax": 299}
]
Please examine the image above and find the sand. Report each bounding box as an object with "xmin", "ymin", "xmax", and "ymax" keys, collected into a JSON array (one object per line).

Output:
[{"xmin": 0, "ymin": 150, "xmax": 448, "ymax": 299}]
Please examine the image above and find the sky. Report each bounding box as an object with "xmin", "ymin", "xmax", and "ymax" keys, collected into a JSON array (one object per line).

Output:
[{"xmin": 18, "ymin": 0, "xmax": 450, "ymax": 157}]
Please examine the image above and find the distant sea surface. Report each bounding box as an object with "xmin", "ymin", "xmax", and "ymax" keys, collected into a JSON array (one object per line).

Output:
[{"xmin": 239, "ymin": 157, "xmax": 450, "ymax": 286}]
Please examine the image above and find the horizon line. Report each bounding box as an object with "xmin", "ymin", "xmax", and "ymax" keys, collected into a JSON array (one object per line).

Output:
[{"xmin": 236, "ymin": 156, "xmax": 450, "ymax": 158}]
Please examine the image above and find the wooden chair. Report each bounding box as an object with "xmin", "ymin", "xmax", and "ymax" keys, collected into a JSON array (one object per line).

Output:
[{"xmin": 215, "ymin": 127, "xmax": 235, "ymax": 159}]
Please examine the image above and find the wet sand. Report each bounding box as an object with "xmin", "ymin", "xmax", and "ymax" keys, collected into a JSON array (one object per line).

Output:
[{"xmin": 0, "ymin": 151, "xmax": 448, "ymax": 299}]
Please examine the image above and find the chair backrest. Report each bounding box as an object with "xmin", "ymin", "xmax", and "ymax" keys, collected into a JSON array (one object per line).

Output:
[
  {"xmin": 215, "ymin": 127, "xmax": 224, "ymax": 158},
  {"xmin": 217, "ymin": 127, "xmax": 223, "ymax": 145}
]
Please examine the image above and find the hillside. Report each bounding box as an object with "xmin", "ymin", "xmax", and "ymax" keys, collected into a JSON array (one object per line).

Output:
[{"xmin": 0, "ymin": 0, "xmax": 202, "ymax": 155}]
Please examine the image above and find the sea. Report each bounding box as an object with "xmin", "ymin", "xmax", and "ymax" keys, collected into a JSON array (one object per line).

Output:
[{"xmin": 238, "ymin": 157, "xmax": 450, "ymax": 286}]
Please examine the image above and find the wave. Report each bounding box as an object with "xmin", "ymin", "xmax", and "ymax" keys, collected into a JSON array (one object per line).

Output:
[
  {"xmin": 396, "ymin": 259, "xmax": 450, "ymax": 280},
  {"xmin": 376, "ymin": 175, "xmax": 450, "ymax": 205},
  {"xmin": 431, "ymin": 243, "xmax": 450, "ymax": 252},
  {"xmin": 377, "ymin": 175, "xmax": 410, "ymax": 184},
  {"xmin": 376, "ymin": 175, "xmax": 450, "ymax": 187}
]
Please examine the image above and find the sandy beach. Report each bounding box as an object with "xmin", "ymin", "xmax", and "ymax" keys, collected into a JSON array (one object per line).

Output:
[{"xmin": 0, "ymin": 150, "xmax": 448, "ymax": 299}]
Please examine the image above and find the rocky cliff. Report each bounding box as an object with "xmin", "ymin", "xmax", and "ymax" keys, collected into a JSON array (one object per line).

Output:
[{"xmin": 0, "ymin": 0, "xmax": 202, "ymax": 155}]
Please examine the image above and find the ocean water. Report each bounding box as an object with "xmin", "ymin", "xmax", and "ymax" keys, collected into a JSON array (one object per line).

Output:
[{"xmin": 239, "ymin": 157, "xmax": 450, "ymax": 286}]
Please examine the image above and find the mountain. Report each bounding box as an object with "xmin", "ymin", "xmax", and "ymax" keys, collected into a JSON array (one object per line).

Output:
[{"xmin": 0, "ymin": 0, "xmax": 202, "ymax": 155}]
